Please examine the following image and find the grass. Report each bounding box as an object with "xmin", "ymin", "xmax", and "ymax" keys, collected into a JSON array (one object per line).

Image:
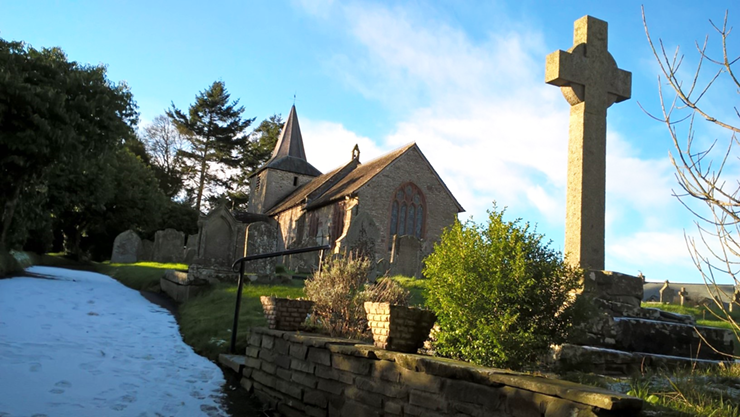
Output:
[
  {"xmin": 564, "ymin": 365, "xmax": 740, "ymax": 417},
  {"xmin": 178, "ymin": 280, "xmax": 305, "ymax": 360},
  {"xmin": 95, "ymin": 261, "xmax": 188, "ymax": 291},
  {"xmin": 387, "ymin": 275, "xmax": 429, "ymax": 306}
]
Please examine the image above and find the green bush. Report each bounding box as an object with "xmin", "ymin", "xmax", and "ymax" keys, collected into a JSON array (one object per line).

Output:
[{"xmin": 424, "ymin": 205, "xmax": 582, "ymax": 370}]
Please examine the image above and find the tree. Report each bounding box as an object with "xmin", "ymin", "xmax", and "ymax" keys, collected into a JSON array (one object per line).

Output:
[
  {"xmin": 643, "ymin": 8, "xmax": 740, "ymax": 354},
  {"xmin": 140, "ymin": 114, "xmax": 191, "ymax": 198},
  {"xmin": 167, "ymin": 81, "xmax": 254, "ymax": 213},
  {"xmin": 222, "ymin": 114, "xmax": 283, "ymax": 210},
  {"xmin": 0, "ymin": 38, "xmax": 137, "ymax": 250},
  {"xmin": 423, "ymin": 204, "xmax": 581, "ymax": 370}
]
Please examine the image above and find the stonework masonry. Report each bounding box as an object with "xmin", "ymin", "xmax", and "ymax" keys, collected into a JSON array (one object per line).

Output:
[
  {"xmin": 250, "ymin": 169, "xmax": 316, "ymax": 215},
  {"xmin": 356, "ymin": 147, "xmax": 459, "ymax": 263},
  {"xmin": 220, "ymin": 328, "xmax": 642, "ymax": 416}
]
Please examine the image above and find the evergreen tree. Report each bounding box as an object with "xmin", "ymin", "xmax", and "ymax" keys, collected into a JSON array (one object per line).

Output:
[
  {"xmin": 224, "ymin": 114, "xmax": 283, "ymax": 210},
  {"xmin": 166, "ymin": 81, "xmax": 254, "ymax": 213}
]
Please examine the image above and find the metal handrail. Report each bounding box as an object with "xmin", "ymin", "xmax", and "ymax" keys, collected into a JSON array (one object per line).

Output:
[{"xmin": 229, "ymin": 245, "xmax": 331, "ymax": 353}]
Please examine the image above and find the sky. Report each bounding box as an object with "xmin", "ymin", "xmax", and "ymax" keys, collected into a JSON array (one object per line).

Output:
[{"xmin": 2, "ymin": 0, "xmax": 739, "ymax": 284}]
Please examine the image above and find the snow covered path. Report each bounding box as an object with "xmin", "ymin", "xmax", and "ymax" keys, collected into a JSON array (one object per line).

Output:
[{"xmin": 0, "ymin": 266, "xmax": 229, "ymax": 417}]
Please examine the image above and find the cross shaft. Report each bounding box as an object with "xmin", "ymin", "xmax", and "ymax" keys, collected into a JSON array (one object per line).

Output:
[{"xmin": 545, "ymin": 15, "xmax": 631, "ymax": 270}]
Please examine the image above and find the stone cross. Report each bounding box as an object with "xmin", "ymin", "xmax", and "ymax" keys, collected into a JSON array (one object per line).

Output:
[{"xmin": 546, "ymin": 16, "xmax": 631, "ymax": 270}]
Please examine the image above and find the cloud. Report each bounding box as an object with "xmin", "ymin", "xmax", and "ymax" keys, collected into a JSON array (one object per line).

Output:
[
  {"xmin": 293, "ymin": 1, "xmax": 699, "ymax": 278},
  {"xmin": 300, "ymin": 119, "xmax": 384, "ymax": 172},
  {"xmin": 608, "ymin": 230, "xmax": 695, "ymax": 271}
]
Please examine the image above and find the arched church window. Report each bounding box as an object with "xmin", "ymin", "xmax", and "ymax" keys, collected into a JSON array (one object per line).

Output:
[{"xmin": 389, "ymin": 182, "xmax": 425, "ymax": 239}]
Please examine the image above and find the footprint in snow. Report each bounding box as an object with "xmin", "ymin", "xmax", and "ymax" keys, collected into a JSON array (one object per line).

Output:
[
  {"xmin": 29, "ymin": 362, "xmax": 42, "ymax": 372},
  {"xmin": 55, "ymin": 380, "xmax": 72, "ymax": 388}
]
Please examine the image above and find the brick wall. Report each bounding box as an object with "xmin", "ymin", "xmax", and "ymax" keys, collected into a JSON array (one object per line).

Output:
[
  {"xmin": 226, "ymin": 328, "xmax": 641, "ymax": 416},
  {"xmin": 260, "ymin": 296, "xmax": 314, "ymax": 331}
]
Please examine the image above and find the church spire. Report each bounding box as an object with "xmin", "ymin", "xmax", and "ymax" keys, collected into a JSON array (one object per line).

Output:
[{"xmin": 271, "ymin": 105, "xmax": 306, "ymax": 160}]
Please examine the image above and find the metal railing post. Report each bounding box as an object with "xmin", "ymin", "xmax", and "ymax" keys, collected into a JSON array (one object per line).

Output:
[
  {"xmin": 227, "ymin": 244, "xmax": 330, "ymax": 355},
  {"xmin": 230, "ymin": 260, "xmax": 246, "ymax": 354}
]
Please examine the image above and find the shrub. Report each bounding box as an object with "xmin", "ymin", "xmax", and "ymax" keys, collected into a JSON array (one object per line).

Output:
[
  {"xmin": 304, "ymin": 254, "xmax": 412, "ymax": 338},
  {"xmin": 365, "ymin": 277, "xmax": 411, "ymax": 307},
  {"xmin": 424, "ymin": 204, "xmax": 581, "ymax": 370},
  {"xmin": 305, "ymin": 254, "xmax": 372, "ymax": 338}
]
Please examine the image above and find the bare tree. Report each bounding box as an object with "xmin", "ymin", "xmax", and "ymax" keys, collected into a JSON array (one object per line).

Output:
[
  {"xmin": 642, "ymin": 7, "xmax": 740, "ymax": 355},
  {"xmin": 140, "ymin": 115, "xmax": 193, "ymax": 199}
]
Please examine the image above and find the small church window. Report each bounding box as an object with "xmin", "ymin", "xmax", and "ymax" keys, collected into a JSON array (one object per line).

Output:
[
  {"xmin": 415, "ymin": 206, "xmax": 423, "ymax": 237},
  {"xmin": 389, "ymin": 182, "xmax": 425, "ymax": 239},
  {"xmin": 390, "ymin": 201, "xmax": 398, "ymax": 235},
  {"xmin": 293, "ymin": 176, "xmax": 298, "ymax": 186},
  {"xmin": 407, "ymin": 205, "xmax": 415, "ymax": 236},
  {"xmin": 399, "ymin": 204, "xmax": 407, "ymax": 235}
]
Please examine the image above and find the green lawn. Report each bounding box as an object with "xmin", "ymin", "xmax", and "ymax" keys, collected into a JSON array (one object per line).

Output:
[
  {"xmin": 95, "ymin": 261, "xmax": 188, "ymax": 291},
  {"xmin": 388, "ymin": 275, "xmax": 429, "ymax": 306},
  {"xmin": 179, "ymin": 280, "xmax": 305, "ymax": 360},
  {"xmin": 642, "ymin": 301, "xmax": 740, "ymax": 328}
]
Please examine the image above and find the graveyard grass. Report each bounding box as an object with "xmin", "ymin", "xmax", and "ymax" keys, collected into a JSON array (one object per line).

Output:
[{"xmin": 96, "ymin": 261, "xmax": 188, "ymax": 291}]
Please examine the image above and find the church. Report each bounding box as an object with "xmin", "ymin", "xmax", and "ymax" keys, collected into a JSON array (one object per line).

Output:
[{"xmin": 188, "ymin": 105, "xmax": 463, "ymax": 281}]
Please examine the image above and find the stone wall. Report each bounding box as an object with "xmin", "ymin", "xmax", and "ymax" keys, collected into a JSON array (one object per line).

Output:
[{"xmin": 226, "ymin": 328, "xmax": 641, "ymax": 416}]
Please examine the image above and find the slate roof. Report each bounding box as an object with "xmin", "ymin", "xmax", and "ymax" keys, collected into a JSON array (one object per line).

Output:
[
  {"xmin": 251, "ymin": 105, "xmax": 321, "ymax": 178},
  {"xmin": 266, "ymin": 143, "xmax": 464, "ymax": 215}
]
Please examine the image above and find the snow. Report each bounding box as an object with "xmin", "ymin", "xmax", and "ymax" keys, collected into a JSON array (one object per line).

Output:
[{"xmin": 0, "ymin": 266, "xmax": 229, "ymax": 416}]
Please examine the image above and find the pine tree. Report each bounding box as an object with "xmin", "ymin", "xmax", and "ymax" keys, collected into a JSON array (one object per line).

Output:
[{"xmin": 166, "ymin": 81, "xmax": 254, "ymax": 212}]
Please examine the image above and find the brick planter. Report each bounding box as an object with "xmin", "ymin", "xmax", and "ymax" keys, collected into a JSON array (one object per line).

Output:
[
  {"xmin": 259, "ymin": 296, "xmax": 314, "ymax": 331},
  {"xmin": 364, "ymin": 301, "xmax": 436, "ymax": 353}
]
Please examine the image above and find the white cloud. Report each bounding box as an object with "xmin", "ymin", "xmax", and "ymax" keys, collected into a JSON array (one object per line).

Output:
[
  {"xmin": 608, "ymin": 230, "xmax": 694, "ymax": 271},
  {"xmin": 293, "ymin": 1, "xmax": 704, "ymax": 278},
  {"xmin": 301, "ymin": 119, "xmax": 384, "ymax": 173}
]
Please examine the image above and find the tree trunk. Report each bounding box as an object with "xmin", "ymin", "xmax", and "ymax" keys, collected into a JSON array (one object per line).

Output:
[
  {"xmin": 0, "ymin": 181, "xmax": 23, "ymax": 251},
  {"xmin": 195, "ymin": 144, "xmax": 209, "ymax": 213}
]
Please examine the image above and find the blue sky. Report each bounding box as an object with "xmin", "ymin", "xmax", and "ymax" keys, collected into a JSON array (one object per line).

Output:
[{"xmin": 2, "ymin": 0, "xmax": 738, "ymax": 283}]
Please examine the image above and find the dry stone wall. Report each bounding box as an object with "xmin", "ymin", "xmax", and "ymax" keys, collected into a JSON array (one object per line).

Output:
[{"xmin": 222, "ymin": 328, "xmax": 642, "ymax": 416}]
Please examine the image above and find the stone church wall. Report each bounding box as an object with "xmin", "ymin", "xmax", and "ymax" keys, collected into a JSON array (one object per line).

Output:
[
  {"xmin": 249, "ymin": 169, "xmax": 315, "ymax": 214},
  {"xmin": 357, "ymin": 147, "xmax": 460, "ymax": 263}
]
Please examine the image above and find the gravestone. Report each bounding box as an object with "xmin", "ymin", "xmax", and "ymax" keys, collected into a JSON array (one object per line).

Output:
[
  {"xmin": 111, "ymin": 230, "xmax": 142, "ymax": 263},
  {"xmin": 153, "ymin": 228, "xmax": 185, "ymax": 263},
  {"xmin": 546, "ymin": 15, "xmax": 631, "ymax": 270},
  {"xmin": 201, "ymin": 216, "xmax": 233, "ymax": 267},
  {"xmin": 184, "ymin": 233, "xmax": 199, "ymax": 264},
  {"xmin": 343, "ymin": 212, "xmax": 380, "ymax": 260},
  {"xmin": 659, "ymin": 280, "xmax": 676, "ymax": 304},
  {"xmin": 140, "ymin": 239, "xmax": 154, "ymax": 262},
  {"xmin": 389, "ymin": 235, "xmax": 422, "ymax": 278},
  {"xmin": 244, "ymin": 222, "xmax": 278, "ymax": 282}
]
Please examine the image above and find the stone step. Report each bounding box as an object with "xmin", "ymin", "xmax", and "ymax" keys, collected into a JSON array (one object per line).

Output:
[
  {"xmin": 551, "ymin": 344, "xmax": 733, "ymax": 376},
  {"xmin": 609, "ymin": 317, "xmax": 735, "ymax": 360}
]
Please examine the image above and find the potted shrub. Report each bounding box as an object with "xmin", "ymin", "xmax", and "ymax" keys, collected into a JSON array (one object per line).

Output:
[
  {"xmin": 259, "ymin": 296, "xmax": 314, "ymax": 331},
  {"xmin": 364, "ymin": 301, "xmax": 436, "ymax": 353}
]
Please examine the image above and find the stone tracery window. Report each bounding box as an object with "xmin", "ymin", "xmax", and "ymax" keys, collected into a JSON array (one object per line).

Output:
[{"xmin": 389, "ymin": 182, "xmax": 425, "ymax": 239}]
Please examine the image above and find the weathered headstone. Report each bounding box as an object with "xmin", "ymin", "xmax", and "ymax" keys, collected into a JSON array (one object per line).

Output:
[
  {"xmin": 678, "ymin": 286, "xmax": 688, "ymax": 307},
  {"xmin": 184, "ymin": 233, "xmax": 199, "ymax": 264},
  {"xmin": 659, "ymin": 280, "xmax": 676, "ymax": 304},
  {"xmin": 389, "ymin": 235, "xmax": 422, "ymax": 278},
  {"xmin": 244, "ymin": 222, "xmax": 278, "ymax": 282},
  {"xmin": 111, "ymin": 230, "xmax": 142, "ymax": 263},
  {"xmin": 546, "ymin": 15, "xmax": 632, "ymax": 270},
  {"xmin": 153, "ymin": 228, "xmax": 185, "ymax": 264}
]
